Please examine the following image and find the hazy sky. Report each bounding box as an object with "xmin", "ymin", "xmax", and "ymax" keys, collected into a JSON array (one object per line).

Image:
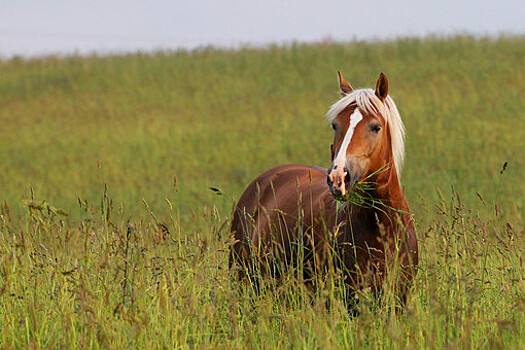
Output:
[{"xmin": 1, "ymin": 0, "xmax": 524, "ymax": 58}]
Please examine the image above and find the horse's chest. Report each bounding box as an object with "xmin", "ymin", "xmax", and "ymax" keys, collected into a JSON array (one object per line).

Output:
[{"xmin": 336, "ymin": 211, "xmax": 387, "ymax": 267}]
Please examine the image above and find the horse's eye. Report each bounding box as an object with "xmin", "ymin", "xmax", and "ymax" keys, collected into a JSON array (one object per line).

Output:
[
  {"xmin": 332, "ymin": 123, "xmax": 337, "ymax": 130},
  {"xmin": 371, "ymin": 124, "xmax": 382, "ymax": 133}
]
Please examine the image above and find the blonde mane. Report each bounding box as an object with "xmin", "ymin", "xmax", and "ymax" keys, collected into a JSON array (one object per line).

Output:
[{"xmin": 326, "ymin": 89, "xmax": 406, "ymax": 179}]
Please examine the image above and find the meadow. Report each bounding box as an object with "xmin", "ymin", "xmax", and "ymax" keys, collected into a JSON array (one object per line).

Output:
[{"xmin": 0, "ymin": 35, "xmax": 524, "ymax": 348}]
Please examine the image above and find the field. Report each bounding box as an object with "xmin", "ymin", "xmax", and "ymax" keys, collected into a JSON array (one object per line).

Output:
[{"xmin": 0, "ymin": 36, "xmax": 524, "ymax": 348}]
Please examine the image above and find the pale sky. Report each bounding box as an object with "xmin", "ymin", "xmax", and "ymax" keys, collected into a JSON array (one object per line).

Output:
[{"xmin": 1, "ymin": 0, "xmax": 524, "ymax": 58}]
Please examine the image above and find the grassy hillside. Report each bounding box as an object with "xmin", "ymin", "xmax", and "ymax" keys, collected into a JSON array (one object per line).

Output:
[
  {"xmin": 0, "ymin": 36, "xmax": 524, "ymax": 348},
  {"xmin": 1, "ymin": 36, "xmax": 524, "ymax": 224}
]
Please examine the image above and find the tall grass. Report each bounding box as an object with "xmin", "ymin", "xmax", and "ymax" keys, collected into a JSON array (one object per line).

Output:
[
  {"xmin": 0, "ymin": 35, "xmax": 524, "ymax": 348},
  {"xmin": 0, "ymin": 184, "xmax": 523, "ymax": 348}
]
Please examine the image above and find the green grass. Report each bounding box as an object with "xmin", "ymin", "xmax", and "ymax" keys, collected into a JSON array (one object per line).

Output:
[{"xmin": 0, "ymin": 35, "xmax": 524, "ymax": 348}]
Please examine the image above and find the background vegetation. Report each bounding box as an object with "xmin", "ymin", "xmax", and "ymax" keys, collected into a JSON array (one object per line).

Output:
[{"xmin": 0, "ymin": 35, "xmax": 523, "ymax": 348}]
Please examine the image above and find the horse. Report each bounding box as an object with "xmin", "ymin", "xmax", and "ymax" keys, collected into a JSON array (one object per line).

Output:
[{"xmin": 229, "ymin": 72, "xmax": 418, "ymax": 307}]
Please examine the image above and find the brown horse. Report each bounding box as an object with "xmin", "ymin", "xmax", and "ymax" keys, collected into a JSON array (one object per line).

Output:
[{"xmin": 230, "ymin": 72, "xmax": 418, "ymax": 305}]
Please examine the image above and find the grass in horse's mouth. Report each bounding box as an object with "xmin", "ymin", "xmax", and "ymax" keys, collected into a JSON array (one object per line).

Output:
[
  {"xmin": 333, "ymin": 180, "xmax": 376, "ymax": 205},
  {"xmin": 333, "ymin": 165, "xmax": 387, "ymax": 201},
  {"xmin": 334, "ymin": 165, "xmax": 407, "ymax": 214}
]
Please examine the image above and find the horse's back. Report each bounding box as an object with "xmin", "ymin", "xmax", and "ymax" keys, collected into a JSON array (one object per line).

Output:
[
  {"xmin": 234, "ymin": 164, "xmax": 327, "ymax": 213},
  {"xmin": 231, "ymin": 164, "xmax": 336, "ymax": 259}
]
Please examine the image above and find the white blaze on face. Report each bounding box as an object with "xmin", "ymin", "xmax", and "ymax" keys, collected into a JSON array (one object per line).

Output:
[{"xmin": 332, "ymin": 108, "xmax": 363, "ymax": 171}]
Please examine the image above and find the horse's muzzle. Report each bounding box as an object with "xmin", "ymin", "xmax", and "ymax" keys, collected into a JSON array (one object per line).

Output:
[{"xmin": 327, "ymin": 165, "xmax": 356, "ymax": 199}]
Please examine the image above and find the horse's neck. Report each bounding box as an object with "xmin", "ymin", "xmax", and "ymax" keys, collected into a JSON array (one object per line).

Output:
[
  {"xmin": 375, "ymin": 164, "xmax": 410, "ymax": 214},
  {"xmin": 374, "ymin": 122, "xmax": 411, "ymax": 218},
  {"xmin": 343, "ymin": 163, "xmax": 411, "ymax": 237}
]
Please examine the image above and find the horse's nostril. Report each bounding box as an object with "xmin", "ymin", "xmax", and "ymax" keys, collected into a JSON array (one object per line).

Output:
[{"xmin": 344, "ymin": 172, "xmax": 351, "ymax": 186}]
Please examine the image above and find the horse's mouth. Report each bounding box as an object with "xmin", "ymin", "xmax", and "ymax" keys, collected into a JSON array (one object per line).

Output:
[
  {"xmin": 331, "ymin": 184, "xmax": 359, "ymax": 202},
  {"xmin": 327, "ymin": 171, "xmax": 357, "ymax": 201},
  {"xmin": 332, "ymin": 192, "xmax": 349, "ymax": 202}
]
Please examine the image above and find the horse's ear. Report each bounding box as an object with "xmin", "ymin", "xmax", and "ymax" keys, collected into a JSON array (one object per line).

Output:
[
  {"xmin": 375, "ymin": 72, "xmax": 388, "ymax": 101},
  {"xmin": 376, "ymin": 73, "xmax": 388, "ymax": 102},
  {"xmin": 338, "ymin": 71, "xmax": 353, "ymax": 96}
]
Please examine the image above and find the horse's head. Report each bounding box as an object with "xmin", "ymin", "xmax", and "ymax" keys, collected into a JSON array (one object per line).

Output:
[{"xmin": 326, "ymin": 72, "xmax": 405, "ymax": 200}]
